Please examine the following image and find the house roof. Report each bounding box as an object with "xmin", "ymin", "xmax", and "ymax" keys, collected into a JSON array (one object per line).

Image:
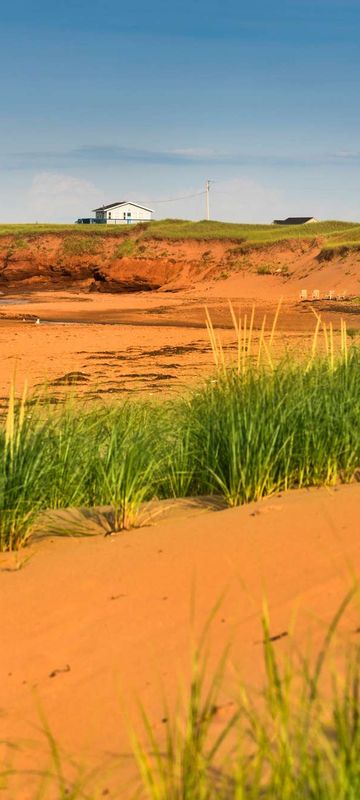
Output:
[
  {"xmin": 273, "ymin": 217, "xmax": 317, "ymax": 225},
  {"xmin": 92, "ymin": 201, "xmax": 154, "ymax": 213}
]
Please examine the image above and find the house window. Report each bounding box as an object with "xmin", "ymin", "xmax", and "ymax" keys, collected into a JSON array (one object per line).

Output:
[
  {"xmin": 123, "ymin": 212, "xmax": 126, "ymax": 219},
  {"xmin": 127, "ymin": 212, "xmax": 131, "ymax": 217},
  {"xmin": 108, "ymin": 212, "xmax": 111, "ymax": 219}
]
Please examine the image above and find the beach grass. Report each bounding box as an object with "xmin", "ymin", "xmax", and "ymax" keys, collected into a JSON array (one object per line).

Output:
[
  {"xmin": 112, "ymin": 237, "xmax": 137, "ymax": 258},
  {"xmin": 2, "ymin": 594, "xmax": 360, "ymax": 798},
  {"xmin": 0, "ymin": 223, "xmax": 136, "ymax": 238},
  {"xmin": 318, "ymin": 242, "xmax": 360, "ymax": 260},
  {"xmin": 61, "ymin": 236, "xmax": 103, "ymax": 256},
  {"xmin": 133, "ymin": 592, "xmax": 360, "ymax": 800},
  {"xmin": 143, "ymin": 218, "xmax": 360, "ymax": 243},
  {"xmin": 1, "ymin": 310, "xmax": 360, "ymax": 551},
  {"xmin": 1, "ymin": 219, "xmax": 360, "ymax": 247}
]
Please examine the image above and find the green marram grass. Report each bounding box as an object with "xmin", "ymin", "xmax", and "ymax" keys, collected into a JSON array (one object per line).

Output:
[
  {"xmin": 2, "ymin": 219, "xmax": 360, "ymax": 262},
  {"xmin": 1, "ymin": 330, "xmax": 360, "ymax": 550},
  {"xmin": 61, "ymin": 235, "xmax": 103, "ymax": 256},
  {"xmin": 143, "ymin": 218, "xmax": 360, "ymax": 243},
  {"xmin": 2, "ymin": 593, "xmax": 360, "ymax": 799},
  {"xmin": 133, "ymin": 592, "xmax": 360, "ymax": 800},
  {"xmin": 1, "ymin": 218, "xmax": 360, "ymax": 248},
  {"xmin": 0, "ymin": 223, "xmax": 124, "ymax": 237}
]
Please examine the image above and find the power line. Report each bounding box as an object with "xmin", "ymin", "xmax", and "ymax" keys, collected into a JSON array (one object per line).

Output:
[
  {"xmin": 141, "ymin": 190, "xmax": 206, "ymax": 204},
  {"xmin": 131, "ymin": 180, "xmax": 241, "ymax": 208}
]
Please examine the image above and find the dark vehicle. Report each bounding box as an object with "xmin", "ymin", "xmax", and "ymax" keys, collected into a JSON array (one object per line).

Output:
[{"xmin": 76, "ymin": 217, "xmax": 104, "ymax": 224}]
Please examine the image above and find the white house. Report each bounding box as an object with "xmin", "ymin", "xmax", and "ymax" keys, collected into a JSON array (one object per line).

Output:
[{"xmin": 92, "ymin": 201, "xmax": 154, "ymax": 225}]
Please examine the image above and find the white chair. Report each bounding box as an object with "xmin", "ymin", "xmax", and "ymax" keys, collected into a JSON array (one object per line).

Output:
[
  {"xmin": 312, "ymin": 289, "xmax": 320, "ymax": 300},
  {"xmin": 300, "ymin": 289, "xmax": 308, "ymax": 301}
]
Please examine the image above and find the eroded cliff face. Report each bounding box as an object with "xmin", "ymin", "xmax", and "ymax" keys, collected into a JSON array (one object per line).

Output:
[
  {"xmin": 0, "ymin": 232, "xmax": 249, "ymax": 292},
  {"xmin": 0, "ymin": 231, "xmax": 359, "ymax": 296},
  {"xmin": 0, "ymin": 234, "xmax": 181, "ymax": 292}
]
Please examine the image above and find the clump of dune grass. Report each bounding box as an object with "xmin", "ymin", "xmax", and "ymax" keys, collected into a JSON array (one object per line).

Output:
[
  {"xmin": 85, "ymin": 403, "xmax": 160, "ymax": 530},
  {"xmin": 256, "ymin": 263, "xmax": 273, "ymax": 274},
  {"xmin": 1, "ymin": 305, "xmax": 360, "ymax": 550},
  {"xmin": 156, "ymin": 305, "xmax": 360, "ymax": 505},
  {"xmin": 133, "ymin": 592, "xmax": 360, "ymax": 800},
  {"xmin": 1, "ymin": 595, "xmax": 359, "ymax": 798},
  {"xmin": 62, "ymin": 236, "xmax": 103, "ymax": 256},
  {"xmin": 112, "ymin": 238, "xmax": 137, "ymax": 258},
  {"xmin": 178, "ymin": 351, "xmax": 360, "ymax": 505},
  {"xmin": 0, "ymin": 383, "xmax": 49, "ymax": 550}
]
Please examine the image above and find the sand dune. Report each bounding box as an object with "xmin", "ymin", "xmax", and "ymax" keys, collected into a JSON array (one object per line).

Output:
[{"xmin": 1, "ymin": 484, "xmax": 359, "ymax": 797}]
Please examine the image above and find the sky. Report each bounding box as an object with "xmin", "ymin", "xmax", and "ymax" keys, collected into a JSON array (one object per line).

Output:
[{"xmin": 1, "ymin": 0, "xmax": 360, "ymax": 223}]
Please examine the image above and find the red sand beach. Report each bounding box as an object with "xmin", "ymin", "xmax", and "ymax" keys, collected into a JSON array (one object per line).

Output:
[{"xmin": 1, "ymin": 234, "xmax": 360, "ymax": 796}]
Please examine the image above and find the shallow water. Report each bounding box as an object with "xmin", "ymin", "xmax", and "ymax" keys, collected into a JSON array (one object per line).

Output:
[{"xmin": 0, "ymin": 298, "xmax": 32, "ymax": 305}]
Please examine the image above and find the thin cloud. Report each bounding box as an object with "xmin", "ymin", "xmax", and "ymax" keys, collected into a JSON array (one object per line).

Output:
[
  {"xmin": 332, "ymin": 150, "xmax": 360, "ymax": 160},
  {"xmin": 3, "ymin": 143, "xmax": 356, "ymax": 171}
]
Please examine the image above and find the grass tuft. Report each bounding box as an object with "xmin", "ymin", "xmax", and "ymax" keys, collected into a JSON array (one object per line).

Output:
[
  {"xmin": 62, "ymin": 236, "xmax": 103, "ymax": 256},
  {"xmin": 1, "ymin": 310, "xmax": 360, "ymax": 550},
  {"xmin": 133, "ymin": 592, "xmax": 360, "ymax": 800},
  {"xmin": 2, "ymin": 598, "xmax": 360, "ymax": 797}
]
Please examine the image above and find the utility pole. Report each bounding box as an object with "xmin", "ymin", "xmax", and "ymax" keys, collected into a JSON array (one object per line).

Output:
[{"xmin": 205, "ymin": 179, "xmax": 212, "ymax": 220}]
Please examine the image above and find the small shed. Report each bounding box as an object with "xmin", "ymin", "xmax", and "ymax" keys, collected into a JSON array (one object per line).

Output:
[{"xmin": 272, "ymin": 217, "xmax": 318, "ymax": 225}]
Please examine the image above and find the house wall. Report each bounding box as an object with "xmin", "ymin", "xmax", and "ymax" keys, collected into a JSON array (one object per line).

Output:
[{"xmin": 97, "ymin": 204, "xmax": 153, "ymax": 224}]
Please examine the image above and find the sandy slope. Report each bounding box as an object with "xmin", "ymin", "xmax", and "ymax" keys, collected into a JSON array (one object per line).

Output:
[{"xmin": 1, "ymin": 484, "xmax": 360, "ymax": 797}]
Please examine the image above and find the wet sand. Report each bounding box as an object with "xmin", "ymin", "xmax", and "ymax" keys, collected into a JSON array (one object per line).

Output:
[{"xmin": 2, "ymin": 289, "xmax": 359, "ymax": 401}]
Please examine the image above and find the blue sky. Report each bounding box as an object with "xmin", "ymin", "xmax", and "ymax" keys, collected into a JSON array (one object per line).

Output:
[{"xmin": 1, "ymin": 0, "xmax": 360, "ymax": 222}]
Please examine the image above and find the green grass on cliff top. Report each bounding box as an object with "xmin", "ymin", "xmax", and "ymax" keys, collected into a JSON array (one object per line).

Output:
[
  {"xmin": 145, "ymin": 218, "xmax": 360, "ymax": 243},
  {"xmin": 0, "ymin": 218, "xmax": 360, "ymax": 247}
]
